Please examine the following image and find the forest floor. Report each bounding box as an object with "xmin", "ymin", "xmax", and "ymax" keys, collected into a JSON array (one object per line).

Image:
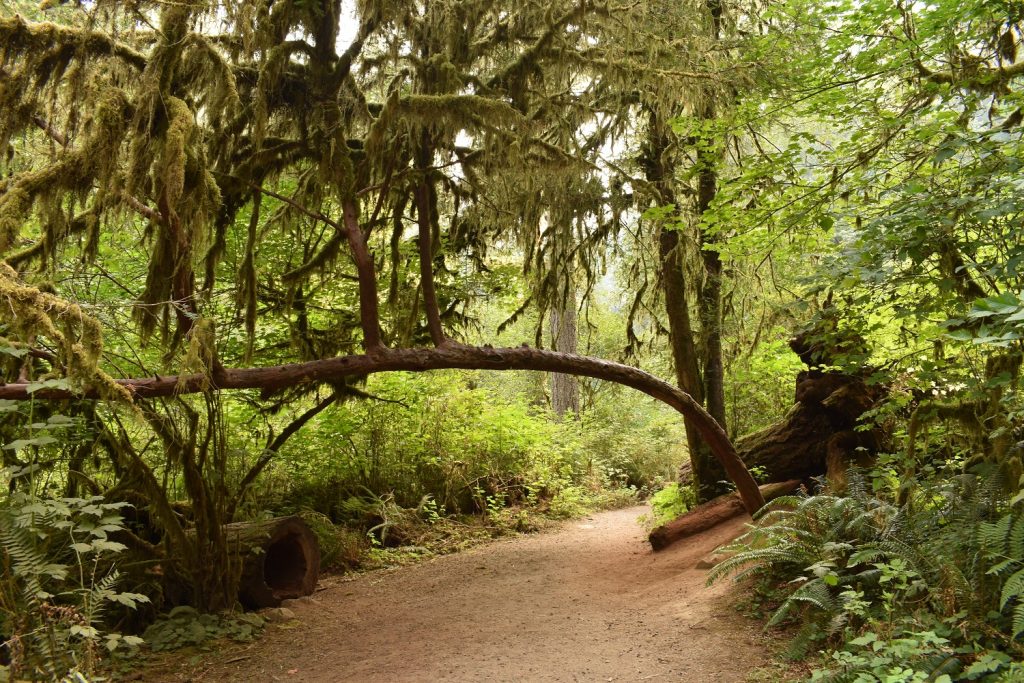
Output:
[{"xmin": 141, "ymin": 506, "xmax": 795, "ymax": 682}]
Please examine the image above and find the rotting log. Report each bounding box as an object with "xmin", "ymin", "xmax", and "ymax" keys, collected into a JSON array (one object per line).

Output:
[
  {"xmin": 648, "ymin": 480, "xmax": 802, "ymax": 552},
  {"xmin": 736, "ymin": 371, "xmax": 882, "ymax": 485},
  {"xmin": 0, "ymin": 343, "xmax": 766, "ymax": 514},
  {"xmin": 224, "ymin": 516, "xmax": 320, "ymax": 609},
  {"xmin": 732, "ymin": 317, "xmax": 888, "ymax": 488}
]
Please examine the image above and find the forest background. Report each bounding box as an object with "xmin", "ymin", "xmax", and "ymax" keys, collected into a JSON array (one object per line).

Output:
[{"xmin": 2, "ymin": 0, "xmax": 1024, "ymax": 680}]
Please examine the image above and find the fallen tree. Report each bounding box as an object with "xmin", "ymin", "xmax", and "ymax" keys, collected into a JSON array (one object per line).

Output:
[
  {"xmin": 648, "ymin": 480, "xmax": 801, "ymax": 551},
  {"xmin": 736, "ymin": 370, "xmax": 883, "ymax": 486},
  {"xmin": 0, "ymin": 342, "xmax": 766, "ymax": 515},
  {"xmin": 226, "ymin": 516, "xmax": 321, "ymax": 609},
  {"xmin": 733, "ymin": 319, "xmax": 888, "ymax": 489}
]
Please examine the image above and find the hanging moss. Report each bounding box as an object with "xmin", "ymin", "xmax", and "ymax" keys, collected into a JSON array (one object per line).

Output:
[
  {"xmin": 0, "ymin": 264, "xmax": 130, "ymax": 401},
  {"xmin": 0, "ymin": 0, "xmax": 745, "ymax": 374}
]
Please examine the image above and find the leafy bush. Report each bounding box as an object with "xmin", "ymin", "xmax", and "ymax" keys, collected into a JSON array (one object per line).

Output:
[
  {"xmin": 264, "ymin": 371, "xmax": 668, "ymax": 528},
  {"xmin": 648, "ymin": 483, "xmax": 695, "ymax": 526},
  {"xmin": 979, "ymin": 497, "xmax": 1024, "ymax": 640},
  {"xmin": 0, "ymin": 493, "xmax": 147, "ymax": 681}
]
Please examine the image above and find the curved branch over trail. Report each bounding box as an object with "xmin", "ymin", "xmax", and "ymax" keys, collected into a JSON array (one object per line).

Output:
[{"xmin": 0, "ymin": 344, "xmax": 766, "ymax": 514}]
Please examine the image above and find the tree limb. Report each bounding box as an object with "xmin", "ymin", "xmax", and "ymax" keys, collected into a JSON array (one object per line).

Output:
[{"xmin": 0, "ymin": 344, "xmax": 766, "ymax": 514}]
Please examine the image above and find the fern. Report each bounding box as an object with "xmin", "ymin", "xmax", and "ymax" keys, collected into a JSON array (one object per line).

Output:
[
  {"xmin": 710, "ymin": 467, "xmax": 1024, "ymax": 655},
  {"xmin": 981, "ymin": 502, "xmax": 1024, "ymax": 639},
  {"xmin": 767, "ymin": 578, "xmax": 836, "ymax": 627},
  {"xmin": 0, "ymin": 493, "xmax": 146, "ymax": 679}
]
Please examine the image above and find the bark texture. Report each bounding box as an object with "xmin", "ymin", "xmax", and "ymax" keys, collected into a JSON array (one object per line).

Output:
[
  {"xmin": 735, "ymin": 332, "xmax": 886, "ymax": 488},
  {"xmin": 549, "ymin": 287, "xmax": 579, "ymax": 418},
  {"xmin": 225, "ymin": 516, "xmax": 321, "ymax": 609}
]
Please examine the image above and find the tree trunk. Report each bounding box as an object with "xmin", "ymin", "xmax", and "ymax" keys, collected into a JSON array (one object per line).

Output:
[
  {"xmin": 549, "ymin": 286, "xmax": 579, "ymax": 418},
  {"xmin": 0, "ymin": 343, "xmax": 767, "ymax": 514},
  {"xmin": 696, "ymin": 116, "xmax": 726, "ymax": 431},
  {"xmin": 643, "ymin": 109, "xmax": 724, "ymax": 502}
]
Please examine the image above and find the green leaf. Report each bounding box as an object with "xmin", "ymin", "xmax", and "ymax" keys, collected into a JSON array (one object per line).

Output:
[
  {"xmin": 850, "ymin": 632, "xmax": 878, "ymax": 647},
  {"xmin": 0, "ymin": 346, "xmax": 28, "ymax": 359},
  {"xmin": 25, "ymin": 378, "xmax": 71, "ymax": 394}
]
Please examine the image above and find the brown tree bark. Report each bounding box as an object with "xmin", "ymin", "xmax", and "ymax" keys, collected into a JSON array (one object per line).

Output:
[
  {"xmin": 0, "ymin": 344, "xmax": 766, "ymax": 514},
  {"xmin": 342, "ymin": 199, "xmax": 383, "ymax": 350},
  {"xmin": 648, "ymin": 479, "xmax": 801, "ymax": 551},
  {"xmin": 643, "ymin": 108, "xmax": 727, "ymax": 503},
  {"xmin": 223, "ymin": 516, "xmax": 320, "ymax": 608},
  {"xmin": 549, "ymin": 285, "xmax": 579, "ymax": 418}
]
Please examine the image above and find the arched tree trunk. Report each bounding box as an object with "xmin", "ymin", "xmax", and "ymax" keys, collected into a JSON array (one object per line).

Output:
[{"xmin": 0, "ymin": 344, "xmax": 766, "ymax": 514}]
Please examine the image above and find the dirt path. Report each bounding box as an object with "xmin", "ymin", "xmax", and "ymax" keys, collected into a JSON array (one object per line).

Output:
[{"xmin": 157, "ymin": 507, "xmax": 777, "ymax": 682}]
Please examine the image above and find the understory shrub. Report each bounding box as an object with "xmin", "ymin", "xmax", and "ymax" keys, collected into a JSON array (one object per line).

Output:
[
  {"xmin": 647, "ymin": 482, "xmax": 696, "ymax": 526},
  {"xmin": 0, "ymin": 492, "xmax": 147, "ymax": 681},
  {"xmin": 263, "ymin": 371, "xmax": 675, "ymax": 527},
  {"xmin": 710, "ymin": 470, "xmax": 1024, "ymax": 681}
]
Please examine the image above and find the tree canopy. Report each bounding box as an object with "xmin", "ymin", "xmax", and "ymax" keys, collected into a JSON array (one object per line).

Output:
[{"xmin": 4, "ymin": 0, "xmax": 1024, "ymax": 678}]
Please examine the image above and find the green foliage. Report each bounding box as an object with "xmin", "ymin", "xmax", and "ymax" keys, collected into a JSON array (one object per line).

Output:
[
  {"xmin": 810, "ymin": 624, "xmax": 962, "ymax": 683},
  {"xmin": 647, "ymin": 483, "xmax": 696, "ymax": 526},
  {"xmin": 141, "ymin": 607, "xmax": 264, "ymax": 652},
  {"xmin": 712, "ymin": 469, "xmax": 1024, "ymax": 681},
  {"xmin": 979, "ymin": 498, "xmax": 1024, "ymax": 639},
  {"xmin": 295, "ymin": 509, "xmax": 366, "ymax": 571},
  {"xmin": 266, "ymin": 371, "xmax": 664, "ymax": 526},
  {"xmin": 0, "ymin": 492, "xmax": 146, "ymax": 681}
]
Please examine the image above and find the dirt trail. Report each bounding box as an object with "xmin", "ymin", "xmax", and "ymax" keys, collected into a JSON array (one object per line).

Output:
[{"xmin": 161, "ymin": 507, "xmax": 775, "ymax": 682}]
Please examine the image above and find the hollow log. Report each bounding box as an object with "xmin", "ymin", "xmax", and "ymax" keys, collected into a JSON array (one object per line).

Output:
[
  {"xmin": 648, "ymin": 480, "xmax": 802, "ymax": 551},
  {"xmin": 224, "ymin": 516, "xmax": 320, "ymax": 609}
]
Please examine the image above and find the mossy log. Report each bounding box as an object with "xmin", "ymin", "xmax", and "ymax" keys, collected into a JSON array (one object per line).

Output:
[
  {"xmin": 224, "ymin": 516, "xmax": 320, "ymax": 609},
  {"xmin": 648, "ymin": 480, "xmax": 802, "ymax": 551}
]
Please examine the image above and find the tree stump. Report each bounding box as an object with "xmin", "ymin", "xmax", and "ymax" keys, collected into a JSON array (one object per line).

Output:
[
  {"xmin": 224, "ymin": 516, "xmax": 321, "ymax": 609},
  {"xmin": 736, "ymin": 370, "xmax": 882, "ymax": 484},
  {"xmin": 733, "ymin": 316, "xmax": 888, "ymax": 487}
]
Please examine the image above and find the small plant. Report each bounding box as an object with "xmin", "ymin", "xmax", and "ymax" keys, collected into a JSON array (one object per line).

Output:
[
  {"xmin": 0, "ymin": 492, "xmax": 148, "ymax": 681},
  {"xmin": 547, "ymin": 485, "xmax": 588, "ymax": 519},
  {"xmin": 647, "ymin": 483, "xmax": 695, "ymax": 526},
  {"xmin": 810, "ymin": 623, "xmax": 961, "ymax": 683},
  {"xmin": 142, "ymin": 606, "xmax": 264, "ymax": 652}
]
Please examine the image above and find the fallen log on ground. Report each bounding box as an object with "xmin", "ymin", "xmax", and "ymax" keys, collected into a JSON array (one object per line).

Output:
[
  {"xmin": 224, "ymin": 516, "xmax": 321, "ymax": 608},
  {"xmin": 648, "ymin": 480, "xmax": 802, "ymax": 551}
]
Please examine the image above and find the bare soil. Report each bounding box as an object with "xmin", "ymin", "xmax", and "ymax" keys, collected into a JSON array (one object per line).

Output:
[{"xmin": 146, "ymin": 506, "xmax": 782, "ymax": 682}]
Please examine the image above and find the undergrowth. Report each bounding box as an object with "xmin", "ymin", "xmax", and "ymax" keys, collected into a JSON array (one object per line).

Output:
[
  {"xmin": 710, "ymin": 470, "xmax": 1024, "ymax": 682},
  {"xmin": 0, "ymin": 492, "xmax": 148, "ymax": 681}
]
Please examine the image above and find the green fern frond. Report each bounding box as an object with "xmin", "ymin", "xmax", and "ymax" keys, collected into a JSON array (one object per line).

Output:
[
  {"xmin": 1010, "ymin": 514, "xmax": 1024, "ymax": 559},
  {"xmin": 707, "ymin": 547, "xmax": 803, "ymax": 583},
  {"xmin": 767, "ymin": 578, "xmax": 835, "ymax": 627},
  {"xmin": 1000, "ymin": 567, "xmax": 1024, "ymax": 610}
]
